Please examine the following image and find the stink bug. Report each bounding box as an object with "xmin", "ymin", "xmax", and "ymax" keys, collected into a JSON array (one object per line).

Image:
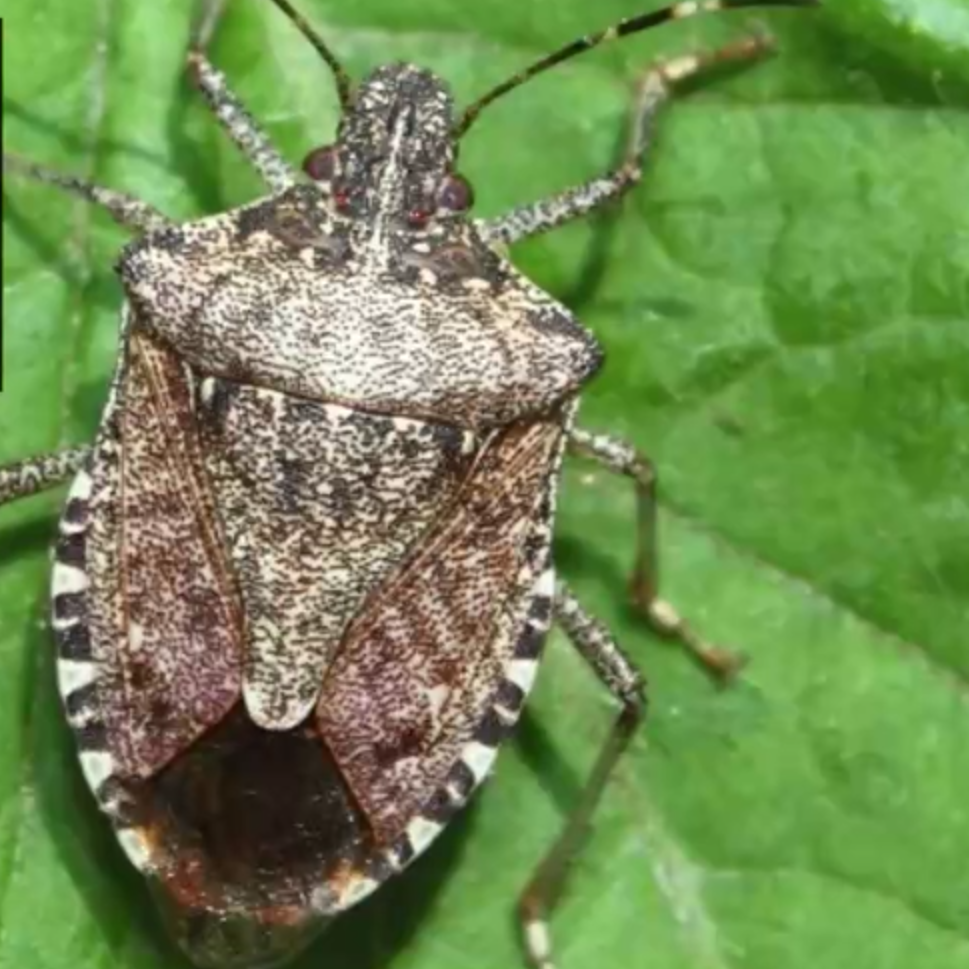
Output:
[{"xmin": 1, "ymin": 0, "xmax": 818, "ymax": 966}]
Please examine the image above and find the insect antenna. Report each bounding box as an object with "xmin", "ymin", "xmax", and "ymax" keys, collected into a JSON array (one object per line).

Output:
[
  {"xmin": 456, "ymin": 0, "xmax": 818, "ymax": 136},
  {"xmin": 267, "ymin": 0, "xmax": 354, "ymax": 113}
]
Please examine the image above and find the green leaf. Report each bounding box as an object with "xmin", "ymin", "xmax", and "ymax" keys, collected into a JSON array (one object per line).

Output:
[
  {"xmin": 3, "ymin": 1, "xmax": 969, "ymax": 968},
  {"xmin": 824, "ymin": 0, "xmax": 969, "ymax": 92}
]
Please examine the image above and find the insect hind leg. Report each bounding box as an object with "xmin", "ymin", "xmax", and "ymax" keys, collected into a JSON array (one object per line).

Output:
[
  {"xmin": 188, "ymin": 0, "xmax": 300, "ymax": 193},
  {"xmin": 568, "ymin": 427, "xmax": 743, "ymax": 681},
  {"xmin": 481, "ymin": 29, "xmax": 774, "ymax": 247},
  {"xmin": 0, "ymin": 447, "xmax": 92, "ymax": 505},
  {"xmin": 519, "ymin": 581, "xmax": 644, "ymax": 969},
  {"xmin": 2, "ymin": 155, "xmax": 171, "ymax": 234}
]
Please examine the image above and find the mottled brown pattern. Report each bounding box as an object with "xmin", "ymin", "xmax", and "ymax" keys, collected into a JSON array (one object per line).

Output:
[
  {"xmin": 196, "ymin": 383, "xmax": 475, "ymax": 729},
  {"xmin": 118, "ymin": 182, "xmax": 602, "ymax": 432},
  {"xmin": 88, "ymin": 331, "xmax": 244, "ymax": 779},
  {"xmin": 317, "ymin": 415, "xmax": 564, "ymax": 841},
  {"xmin": 0, "ymin": 3, "xmax": 822, "ymax": 966}
]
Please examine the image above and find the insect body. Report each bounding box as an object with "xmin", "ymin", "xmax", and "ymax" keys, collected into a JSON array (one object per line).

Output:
[{"xmin": 1, "ymin": 1, "xmax": 816, "ymax": 966}]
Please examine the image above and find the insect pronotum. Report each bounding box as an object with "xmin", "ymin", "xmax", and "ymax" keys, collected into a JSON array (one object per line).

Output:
[{"xmin": 1, "ymin": 0, "xmax": 817, "ymax": 966}]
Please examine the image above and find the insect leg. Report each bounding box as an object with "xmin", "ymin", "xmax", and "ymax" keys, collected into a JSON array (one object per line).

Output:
[
  {"xmin": 568, "ymin": 427, "xmax": 742, "ymax": 680},
  {"xmin": 519, "ymin": 580, "xmax": 645, "ymax": 969},
  {"xmin": 480, "ymin": 31, "xmax": 773, "ymax": 247},
  {"xmin": 0, "ymin": 447, "xmax": 92, "ymax": 505},
  {"xmin": 188, "ymin": 0, "xmax": 300, "ymax": 193},
  {"xmin": 2, "ymin": 155, "xmax": 172, "ymax": 233}
]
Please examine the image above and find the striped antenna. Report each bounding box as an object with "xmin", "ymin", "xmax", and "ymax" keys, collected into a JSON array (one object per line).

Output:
[
  {"xmin": 456, "ymin": 0, "xmax": 819, "ymax": 136},
  {"xmin": 268, "ymin": 0, "xmax": 354, "ymax": 113}
]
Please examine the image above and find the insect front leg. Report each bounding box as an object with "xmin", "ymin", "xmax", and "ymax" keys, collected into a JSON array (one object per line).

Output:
[
  {"xmin": 2, "ymin": 155, "xmax": 171, "ymax": 233},
  {"xmin": 480, "ymin": 31, "xmax": 773, "ymax": 247},
  {"xmin": 519, "ymin": 581, "xmax": 645, "ymax": 969},
  {"xmin": 0, "ymin": 447, "xmax": 92, "ymax": 505},
  {"xmin": 188, "ymin": 0, "xmax": 301, "ymax": 192},
  {"xmin": 568, "ymin": 428, "xmax": 742, "ymax": 681}
]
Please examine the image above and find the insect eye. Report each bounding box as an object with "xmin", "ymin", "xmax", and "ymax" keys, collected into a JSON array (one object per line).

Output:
[
  {"xmin": 302, "ymin": 144, "xmax": 340, "ymax": 182},
  {"xmin": 438, "ymin": 173, "xmax": 474, "ymax": 213}
]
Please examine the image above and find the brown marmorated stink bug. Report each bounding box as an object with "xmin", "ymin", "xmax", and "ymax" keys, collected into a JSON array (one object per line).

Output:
[{"xmin": 1, "ymin": 0, "xmax": 816, "ymax": 966}]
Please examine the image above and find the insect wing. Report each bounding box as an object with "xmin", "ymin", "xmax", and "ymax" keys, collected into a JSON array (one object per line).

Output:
[
  {"xmin": 81, "ymin": 326, "xmax": 244, "ymax": 783},
  {"xmin": 317, "ymin": 413, "xmax": 564, "ymax": 846}
]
